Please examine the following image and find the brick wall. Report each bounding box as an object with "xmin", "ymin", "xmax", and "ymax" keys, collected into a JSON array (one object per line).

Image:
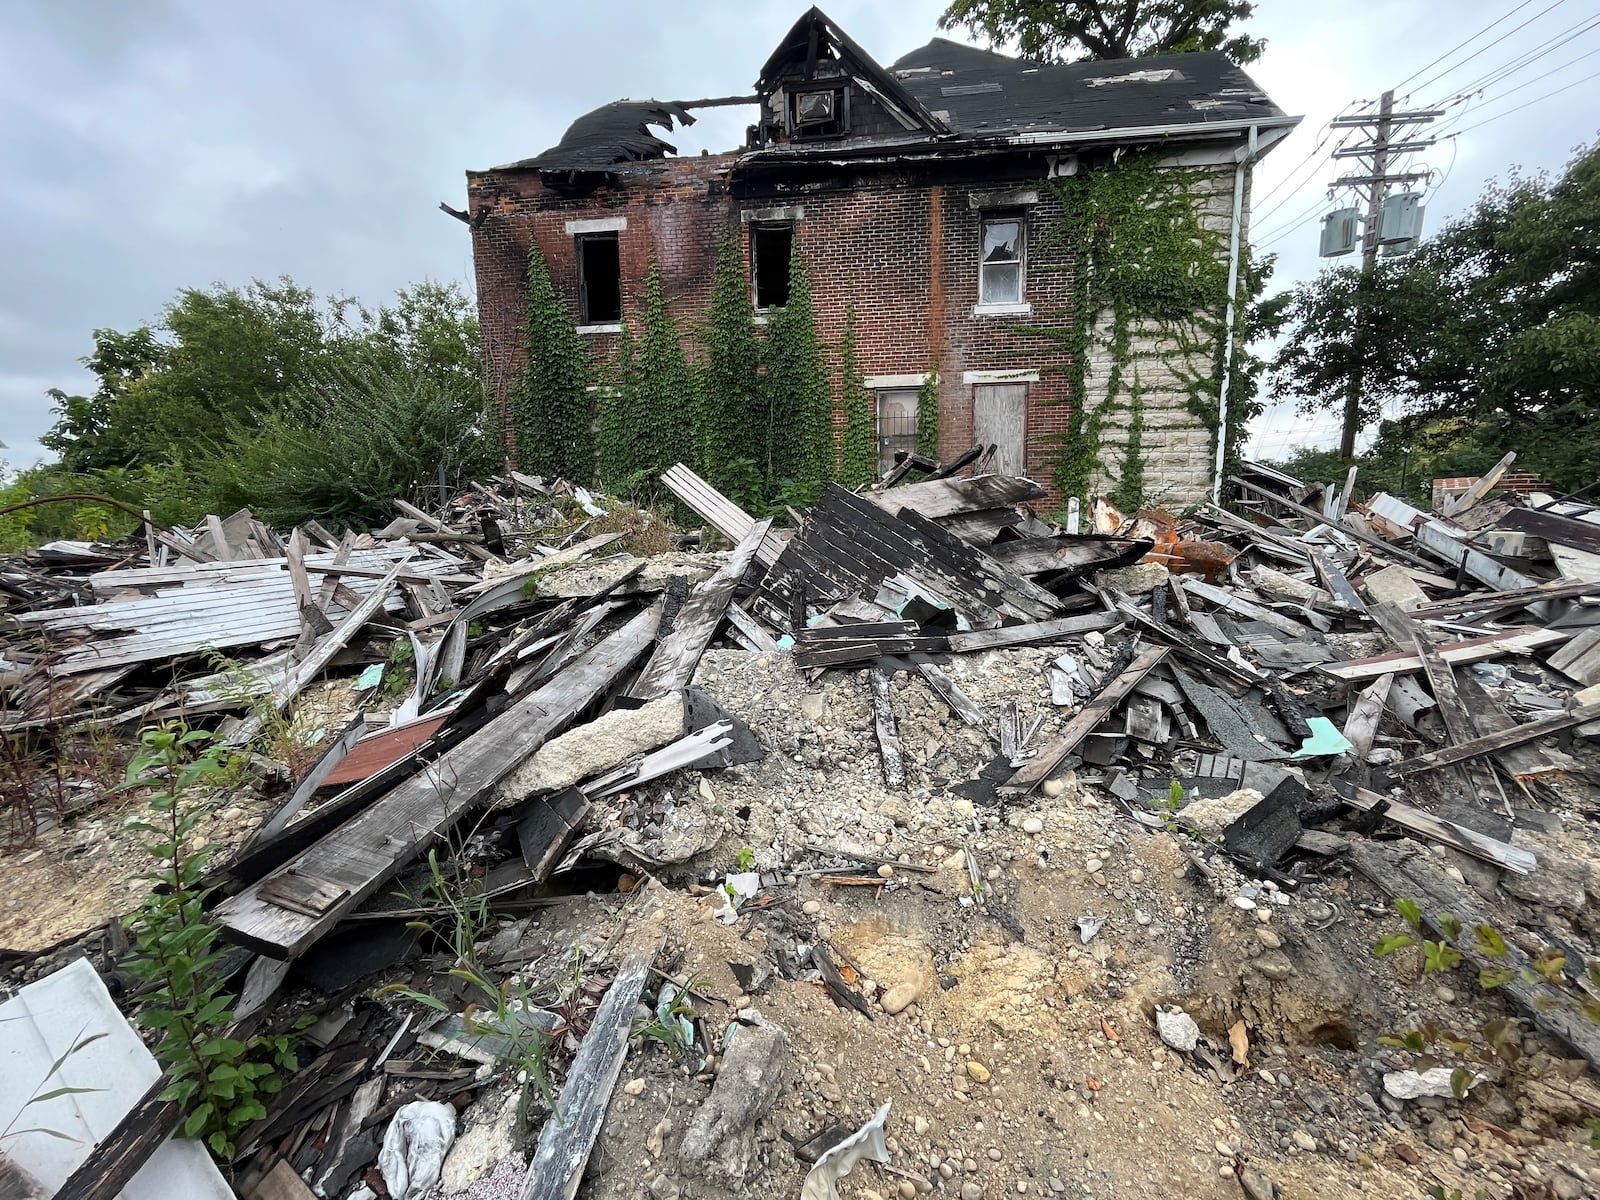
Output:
[{"xmin": 465, "ymin": 155, "xmax": 1245, "ymax": 508}]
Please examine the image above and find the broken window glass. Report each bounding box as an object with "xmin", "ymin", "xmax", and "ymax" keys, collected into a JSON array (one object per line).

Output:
[
  {"xmin": 790, "ymin": 87, "xmax": 845, "ymax": 138},
  {"xmin": 752, "ymin": 224, "xmax": 793, "ymax": 309},
  {"xmin": 577, "ymin": 232, "xmax": 621, "ymax": 324},
  {"xmin": 979, "ymin": 217, "xmax": 1024, "ymax": 306}
]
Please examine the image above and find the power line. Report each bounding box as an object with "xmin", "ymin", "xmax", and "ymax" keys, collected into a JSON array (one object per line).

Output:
[
  {"xmin": 1401, "ymin": 0, "xmax": 1571, "ymax": 97},
  {"xmin": 1447, "ymin": 64, "xmax": 1600, "ymax": 135},
  {"xmin": 1250, "ymin": 102, "xmax": 1368, "ymax": 212},
  {"xmin": 1434, "ymin": 11, "xmax": 1600, "ymax": 102},
  {"xmin": 1251, "ymin": 128, "xmax": 1360, "ymax": 227}
]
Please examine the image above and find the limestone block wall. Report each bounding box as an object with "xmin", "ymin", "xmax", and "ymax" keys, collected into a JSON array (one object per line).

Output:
[{"xmin": 1083, "ymin": 165, "xmax": 1252, "ymax": 510}]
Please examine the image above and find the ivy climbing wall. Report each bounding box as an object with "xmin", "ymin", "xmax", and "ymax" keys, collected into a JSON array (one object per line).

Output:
[{"xmin": 1076, "ymin": 167, "xmax": 1249, "ymax": 509}]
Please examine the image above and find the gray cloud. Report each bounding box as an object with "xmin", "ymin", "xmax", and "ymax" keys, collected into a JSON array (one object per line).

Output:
[{"xmin": 1, "ymin": 0, "xmax": 1595, "ymax": 470}]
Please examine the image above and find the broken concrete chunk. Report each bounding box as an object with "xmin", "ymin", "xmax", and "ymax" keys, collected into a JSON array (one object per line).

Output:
[
  {"xmin": 679, "ymin": 1024, "xmax": 788, "ymax": 1183},
  {"xmin": 1155, "ymin": 1005, "xmax": 1201, "ymax": 1052},
  {"xmin": 494, "ymin": 693, "xmax": 685, "ymax": 804},
  {"xmin": 1177, "ymin": 788, "xmax": 1265, "ymax": 835},
  {"xmin": 1093, "ymin": 562, "xmax": 1171, "ymax": 594},
  {"xmin": 1383, "ymin": 1066, "xmax": 1476, "ymax": 1100}
]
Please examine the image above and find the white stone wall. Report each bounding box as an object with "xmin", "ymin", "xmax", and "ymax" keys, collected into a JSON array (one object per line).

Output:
[{"xmin": 1084, "ymin": 165, "xmax": 1250, "ymax": 510}]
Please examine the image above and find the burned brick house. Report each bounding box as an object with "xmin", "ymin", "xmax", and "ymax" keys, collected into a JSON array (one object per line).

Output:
[{"xmin": 462, "ymin": 7, "xmax": 1296, "ymax": 506}]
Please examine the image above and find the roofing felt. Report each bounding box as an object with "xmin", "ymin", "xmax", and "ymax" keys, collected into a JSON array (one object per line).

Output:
[
  {"xmin": 888, "ymin": 38, "xmax": 1286, "ymax": 139},
  {"xmin": 499, "ymin": 100, "xmax": 695, "ymax": 172}
]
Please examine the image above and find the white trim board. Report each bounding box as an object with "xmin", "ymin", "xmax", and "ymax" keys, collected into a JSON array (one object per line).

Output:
[
  {"xmin": 963, "ymin": 369, "xmax": 1040, "ymax": 384},
  {"xmin": 565, "ymin": 216, "xmax": 627, "ymax": 234},
  {"xmin": 864, "ymin": 373, "xmax": 932, "ymax": 389}
]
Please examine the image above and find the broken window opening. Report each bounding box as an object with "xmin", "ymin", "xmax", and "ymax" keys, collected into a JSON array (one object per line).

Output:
[
  {"xmin": 876, "ymin": 387, "xmax": 921, "ymax": 475},
  {"xmin": 978, "ymin": 216, "xmax": 1025, "ymax": 307},
  {"xmin": 577, "ymin": 232, "xmax": 622, "ymax": 324},
  {"xmin": 752, "ymin": 223, "xmax": 794, "ymax": 310},
  {"xmin": 789, "ymin": 86, "xmax": 846, "ymax": 139}
]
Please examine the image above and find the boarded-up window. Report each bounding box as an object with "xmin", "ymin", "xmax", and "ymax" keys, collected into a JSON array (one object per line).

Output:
[
  {"xmin": 876, "ymin": 388, "xmax": 920, "ymax": 475},
  {"xmin": 973, "ymin": 382, "xmax": 1026, "ymax": 476},
  {"xmin": 979, "ymin": 217, "xmax": 1024, "ymax": 306}
]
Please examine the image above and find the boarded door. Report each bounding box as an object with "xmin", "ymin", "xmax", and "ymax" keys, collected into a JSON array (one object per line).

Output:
[
  {"xmin": 973, "ymin": 383, "xmax": 1027, "ymax": 477},
  {"xmin": 876, "ymin": 388, "xmax": 921, "ymax": 475}
]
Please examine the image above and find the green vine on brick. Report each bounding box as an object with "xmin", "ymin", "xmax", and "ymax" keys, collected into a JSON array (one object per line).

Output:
[
  {"xmin": 916, "ymin": 367, "xmax": 941, "ymax": 458},
  {"xmin": 837, "ymin": 302, "xmax": 874, "ymax": 488},
  {"xmin": 1033, "ymin": 152, "xmax": 1251, "ymax": 509},
  {"xmin": 763, "ymin": 241, "xmax": 832, "ymax": 497},
  {"xmin": 701, "ymin": 228, "xmax": 762, "ymax": 492},
  {"xmin": 512, "ymin": 239, "xmax": 593, "ymax": 482}
]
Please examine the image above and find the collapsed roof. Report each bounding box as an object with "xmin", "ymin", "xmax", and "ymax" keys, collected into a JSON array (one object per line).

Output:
[{"xmin": 483, "ymin": 5, "xmax": 1291, "ymax": 177}]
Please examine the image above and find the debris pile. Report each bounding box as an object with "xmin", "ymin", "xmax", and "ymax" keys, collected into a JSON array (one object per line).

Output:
[{"xmin": 2, "ymin": 451, "xmax": 1600, "ymax": 1200}]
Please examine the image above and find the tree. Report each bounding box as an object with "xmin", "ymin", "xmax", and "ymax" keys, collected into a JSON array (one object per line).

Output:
[
  {"xmin": 837, "ymin": 303, "xmax": 874, "ymax": 488},
  {"xmin": 939, "ymin": 0, "xmax": 1264, "ymax": 65},
  {"xmin": 1269, "ymin": 142, "xmax": 1600, "ymax": 493},
  {"xmin": 762, "ymin": 242, "xmax": 833, "ymax": 497},
  {"xmin": 510, "ymin": 241, "xmax": 593, "ymax": 481}
]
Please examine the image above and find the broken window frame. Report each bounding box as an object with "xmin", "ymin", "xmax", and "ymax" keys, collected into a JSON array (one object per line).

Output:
[
  {"xmin": 874, "ymin": 386, "xmax": 921, "ymax": 476},
  {"xmin": 977, "ymin": 213, "xmax": 1027, "ymax": 312},
  {"xmin": 576, "ymin": 231, "xmax": 622, "ymax": 326},
  {"xmin": 750, "ymin": 222, "xmax": 795, "ymax": 311},
  {"xmin": 786, "ymin": 83, "xmax": 848, "ymax": 140}
]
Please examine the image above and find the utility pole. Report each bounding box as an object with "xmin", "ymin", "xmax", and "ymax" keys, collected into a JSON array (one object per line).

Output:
[{"xmin": 1327, "ymin": 90, "xmax": 1440, "ymax": 458}]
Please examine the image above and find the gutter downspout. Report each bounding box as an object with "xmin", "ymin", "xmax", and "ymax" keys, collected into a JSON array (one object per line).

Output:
[{"xmin": 1212, "ymin": 123, "xmax": 1258, "ymax": 506}]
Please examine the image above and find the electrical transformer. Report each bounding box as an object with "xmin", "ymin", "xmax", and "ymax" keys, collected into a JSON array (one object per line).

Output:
[
  {"xmin": 1378, "ymin": 192, "xmax": 1426, "ymax": 253},
  {"xmin": 1318, "ymin": 207, "xmax": 1361, "ymax": 257}
]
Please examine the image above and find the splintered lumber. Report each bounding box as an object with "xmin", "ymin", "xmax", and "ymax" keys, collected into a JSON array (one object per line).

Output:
[
  {"xmin": 660, "ymin": 462, "xmax": 788, "ymax": 566},
  {"xmin": 1412, "ymin": 519, "xmax": 1544, "ymax": 598},
  {"xmin": 1177, "ymin": 577, "xmax": 1315, "ymax": 638},
  {"xmin": 238, "ymin": 713, "xmax": 362, "ymax": 841},
  {"xmin": 1348, "ymin": 840, "xmax": 1600, "ymax": 1074},
  {"xmin": 1341, "ymin": 673, "xmax": 1393, "ymax": 762},
  {"xmin": 1318, "ymin": 627, "xmax": 1569, "ymax": 682},
  {"xmin": 1389, "ymin": 703, "xmax": 1600, "ymax": 776},
  {"xmin": 1231, "ymin": 476, "xmax": 1436, "ymax": 569},
  {"xmin": 945, "ymin": 610, "xmax": 1123, "ymax": 652},
  {"xmin": 1456, "ymin": 672, "xmax": 1558, "ymax": 781},
  {"xmin": 916, "ymin": 662, "xmax": 989, "ymax": 730},
  {"xmin": 1000, "ymin": 645, "xmax": 1170, "ymax": 795},
  {"xmin": 1406, "ymin": 578, "xmax": 1600, "ymax": 621},
  {"xmin": 985, "ymin": 534, "xmax": 1149, "ymax": 577},
  {"xmin": 521, "ymin": 946, "xmax": 660, "ymax": 1200},
  {"xmin": 1549, "ymin": 626, "xmax": 1600, "ymax": 686},
  {"xmin": 628, "ymin": 519, "xmax": 771, "ymax": 700},
  {"xmin": 50, "ymin": 1079, "xmax": 180, "ymax": 1200},
  {"xmin": 870, "ymin": 666, "xmax": 906, "ymax": 787},
  {"xmin": 1442, "ymin": 450, "xmax": 1516, "ymax": 518},
  {"xmin": 392, "ymin": 498, "xmax": 497, "ymax": 561},
  {"xmin": 1411, "ymin": 627, "xmax": 1508, "ymax": 813},
  {"xmin": 1502, "ymin": 506, "xmax": 1600, "ymax": 557},
  {"xmin": 1341, "ymin": 787, "xmax": 1534, "ymax": 872},
  {"xmin": 725, "ymin": 601, "xmax": 779, "ymax": 652},
  {"xmin": 1309, "ymin": 549, "xmax": 1366, "ymax": 611},
  {"xmin": 866, "ymin": 473, "xmax": 1045, "ymax": 519},
  {"xmin": 215, "ymin": 603, "xmax": 662, "ymax": 958}
]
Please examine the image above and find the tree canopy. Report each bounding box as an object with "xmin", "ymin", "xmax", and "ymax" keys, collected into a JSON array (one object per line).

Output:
[
  {"xmin": 1269, "ymin": 142, "xmax": 1600, "ymax": 492},
  {"xmin": 939, "ymin": 0, "xmax": 1264, "ymax": 65}
]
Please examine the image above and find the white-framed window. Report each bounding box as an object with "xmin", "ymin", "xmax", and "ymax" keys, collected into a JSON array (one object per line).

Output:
[{"xmin": 977, "ymin": 215, "xmax": 1028, "ymax": 314}]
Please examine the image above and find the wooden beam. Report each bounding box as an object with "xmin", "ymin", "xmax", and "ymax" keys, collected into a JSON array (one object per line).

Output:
[
  {"xmin": 1390, "ymin": 704, "xmax": 1600, "ymax": 775},
  {"xmin": 1411, "ymin": 627, "xmax": 1509, "ymax": 812},
  {"xmin": 1317, "ymin": 627, "xmax": 1569, "ymax": 682},
  {"xmin": 244, "ymin": 715, "xmax": 367, "ymax": 844},
  {"xmin": 870, "ymin": 666, "xmax": 905, "ymax": 787},
  {"xmin": 1406, "ymin": 578, "xmax": 1600, "ymax": 620},
  {"xmin": 1340, "ymin": 787, "xmax": 1533, "ymax": 872},
  {"xmin": 1230, "ymin": 476, "xmax": 1437, "ymax": 569},
  {"xmin": 392, "ymin": 498, "xmax": 497, "ymax": 561},
  {"xmin": 916, "ymin": 662, "xmax": 989, "ymax": 730},
  {"xmin": 628, "ymin": 519, "xmax": 771, "ymax": 700},
  {"xmin": 945, "ymin": 611, "xmax": 1123, "ymax": 652},
  {"xmin": 215, "ymin": 603, "xmax": 662, "ymax": 958},
  {"xmin": 1309, "ymin": 549, "xmax": 1366, "ymax": 611},
  {"xmin": 50, "ymin": 1078, "xmax": 180, "ymax": 1200},
  {"xmin": 520, "ymin": 946, "xmax": 660, "ymax": 1200},
  {"xmin": 999, "ymin": 646, "xmax": 1170, "ymax": 794},
  {"xmin": 1341, "ymin": 672, "xmax": 1393, "ymax": 761},
  {"xmin": 1442, "ymin": 450, "xmax": 1515, "ymax": 518},
  {"xmin": 1348, "ymin": 840, "xmax": 1600, "ymax": 1074}
]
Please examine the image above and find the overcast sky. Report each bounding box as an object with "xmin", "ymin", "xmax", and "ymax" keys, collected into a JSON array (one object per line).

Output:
[{"xmin": 2, "ymin": 0, "xmax": 1596, "ymax": 470}]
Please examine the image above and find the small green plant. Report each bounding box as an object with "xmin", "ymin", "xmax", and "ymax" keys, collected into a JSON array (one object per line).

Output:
[
  {"xmin": 735, "ymin": 847, "xmax": 756, "ymax": 872},
  {"xmin": 201, "ymin": 648, "xmax": 313, "ymax": 773},
  {"xmin": 380, "ymin": 637, "xmax": 416, "ymax": 699},
  {"xmin": 634, "ymin": 975, "xmax": 702, "ymax": 1061},
  {"xmin": 121, "ymin": 724, "xmax": 305, "ymax": 1159},
  {"xmin": 1374, "ymin": 897, "xmax": 1600, "ymax": 1143}
]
